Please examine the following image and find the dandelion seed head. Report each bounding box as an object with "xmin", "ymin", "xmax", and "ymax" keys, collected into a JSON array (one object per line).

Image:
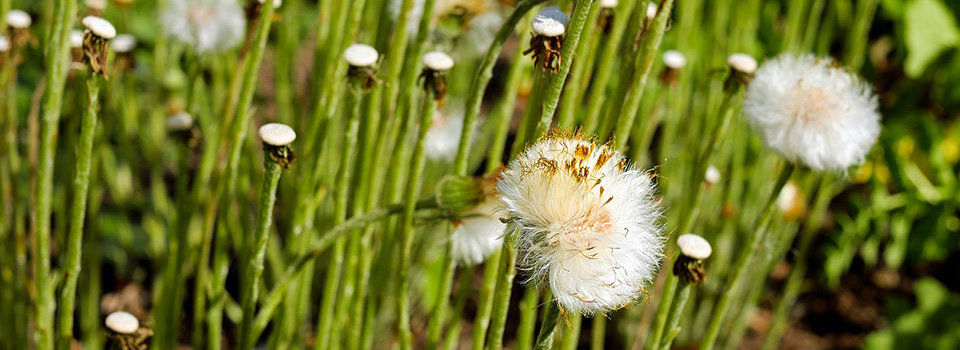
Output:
[
  {"xmin": 161, "ymin": 0, "xmax": 245, "ymax": 54},
  {"xmin": 451, "ymin": 200, "xmax": 505, "ymax": 266},
  {"xmin": 532, "ymin": 6, "xmax": 569, "ymax": 37},
  {"xmin": 498, "ymin": 135, "xmax": 664, "ymax": 315},
  {"xmin": 343, "ymin": 44, "xmax": 379, "ymax": 67},
  {"xmin": 704, "ymin": 165, "xmax": 720, "ymax": 185},
  {"xmin": 6, "ymin": 10, "xmax": 31, "ymax": 29},
  {"xmin": 259, "ymin": 123, "xmax": 296, "ymax": 146},
  {"xmin": 83, "ymin": 16, "xmax": 117, "ymax": 39},
  {"xmin": 600, "ymin": 0, "xmax": 619, "ymax": 9},
  {"xmin": 676, "ymin": 234, "xmax": 711, "ymax": 260},
  {"xmin": 662, "ymin": 50, "xmax": 686, "ymax": 69},
  {"xmin": 743, "ymin": 54, "xmax": 881, "ymax": 171},
  {"xmin": 425, "ymin": 110, "xmax": 463, "ymax": 162},
  {"xmin": 727, "ymin": 53, "xmax": 757, "ymax": 74},
  {"xmin": 646, "ymin": 2, "xmax": 657, "ymax": 19},
  {"xmin": 422, "ymin": 51, "xmax": 454, "ymax": 71},
  {"xmin": 112, "ymin": 34, "xmax": 137, "ymax": 53},
  {"xmin": 86, "ymin": 0, "xmax": 107, "ymax": 11},
  {"xmin": 105, "ymin": 311, "xmax": 139, "ymax": 334},
  {"xmin": 457, "ymin": 12, "xmax": 503, "ymax": 58}
]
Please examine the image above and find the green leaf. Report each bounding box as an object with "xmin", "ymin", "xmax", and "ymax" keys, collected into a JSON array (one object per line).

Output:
[{"xmin": 905, "ymin": 0, "xmax": 960, "ymax": 77}]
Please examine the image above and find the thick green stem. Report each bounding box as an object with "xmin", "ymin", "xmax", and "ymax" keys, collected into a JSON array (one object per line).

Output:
[
  {"xmin": 659, "ymin": 282, "xmax": 692, "ymax": 349},
  {"xmin": 537, "ymin": 0, "xmax": 596, "ymax": 132},
  {"xmin": 515, "ymin": 285, "xmax": 540, "ymax": 350},
  {"xmin": 533, "ymin": 300, "xmax": 562, "ymax": 350},
  {"xmin": 485, "ymin": 239, "xmax": 517, "ymax": 350},
  {"xmin": 582, "ymin": 0, "xmax": 641, "ymax": 134},
  {"xmin": 55, "ymin": 75, "xmax": 101, "ymax": 350},
  {"xmin": 646, "ymin": 270, "xmax": 678, "ymax": 350}
]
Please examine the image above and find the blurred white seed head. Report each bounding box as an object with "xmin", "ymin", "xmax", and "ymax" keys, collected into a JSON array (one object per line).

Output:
[
  {"xmin": 105, "ymin": 311, "xmax": 139, "ymax": 334},
  {"xmin": 600, "ymin": 0, "xmax": 619, "ymax": 9},
  {"xmin": 82, "ymin": 16, "xmax": 117, "ymax": 39},
  {"xmin": 662, "ymin": 50, "xmax": 686, "ymax": 69},
  {"xmin": 676, "ymin": 234, "xmax": 712, "ymax": 260},
  {"xmin": 456, "ymin": 12, "xmax": 503, "ymax": 58},
  {"xmin": 704, "ymin": 165, "xmax": 721, "ymax": 185},
  {"xmin": 646, "ymin": 2, "xmax": 658, "ymax": 19},
  {"xmin": 422, "ymin": 51, "xmax": 454, "ymax": 71},
  {"xmin": 6, "ymin": 10, "xmax": 31, "ymax": 29},
  {"xmin": 777, "ymin": 180, "xmax": 806, "ymax": 220},
  {"xmin": 727, "ymin": 53, "xmax": 758, "ymax": 74},
  {"xmin": 499, "ymin": 135, "xmax": 664, "ymax": 315},
  {"xmin": 86, "ymin": 0, "xmax": 108, "ymax": 11},
  {"xmin": 531, "ymin": 6, "xmax": 569, "ymax": 37},
  {"xmin": 451, "ymin": 200, "xmax": 505, "ymax": 266},
  {"xmin": 743, "ymin": 54, "xmax": 881, "ymax": 171},
  {"xmin": 70, "ymin": 30, "xmax": 85, "ymax": 49},
  {"xmin": 343, "ymin": 44, "xmax": 379, "ymax": 67},
  {"xmin": 161, "ymin": 0, "xmax": 246, "ymax": 54},
  {"xmin": 166, "ymin": 112, "xmax": 194, "ymax": 131},
  {"xmin": 258, "ymin": 0, "xmax": 282, "ymax": 7},
  {"xmin": 425, "ymin": 110, "xmax": 463, "ymax": 162},
  {"xmin": 0, "ymin": 36, "xmax": 9, "ymax": 52},
  {"xmin": 259, "ymin": 123, "xmax": 296, "ymax": 146},
  {"xmin": 112, "ymin": 34, "xmax": 137, "ymax": 53}
]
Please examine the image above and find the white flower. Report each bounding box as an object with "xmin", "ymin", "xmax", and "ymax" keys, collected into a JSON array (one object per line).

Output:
[
  {"xmin": 450, "ymin": 200, "xmax": 505, "ymax": 266},
  {"xmin": 498, "ymin": 136, "xmax": 664, "ymax": 315},
  {"xmin": 531, "ymin": 6, "xmax": 569, "ymax": 37},
  {"xmin": 161, "ymin": 0, "xmax": 245, "ymax": 54},
  {"xmin": 743, "ymin": 54, "xmax": 881, "ymax": 171},
  {"xmin": 704, "ymin": 165, "xmax": 720, "ymax": 185},
  {"xmin": 424, "ymin": 110, "xmax": 462, "ymax": 162}
]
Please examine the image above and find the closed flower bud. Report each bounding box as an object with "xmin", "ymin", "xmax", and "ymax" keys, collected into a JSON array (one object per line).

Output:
[
  {"xmin": 259, "ymin": 123, "xmax": 296, "ymax": 167},
  {"xmin": 526, "ymin": 6, "xmax": 569, "ymax": 72},
  {"xmin": 673, "ymin": 234, "xmax": 711, "ymax": 285}
]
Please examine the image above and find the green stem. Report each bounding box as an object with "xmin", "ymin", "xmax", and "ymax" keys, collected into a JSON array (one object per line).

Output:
[
  {"xmin": 646, "ymin": 270, "xmax": 678, "ymax": 350},
  {"xmin": 471, "ymin": 248, "xmax": 502, "ymax": 350},
  {"xmin": 426, "ymin": 234, "xmax": 457, "ymax": 348},
  {"xmin": 537, "ymin": 0, "xmax": 596, "ymax": 132},
  {"xmin": 700, "ymin": 162, "xmax": 796, "ymax": 350},
  {"xmin": 485, "ymin": 239, "xmax": 517, "ymax": 350},
  {"xmin": 582, "ymin": 0, "xmax": 641, "ymax": 134},
  {"xmin": 533, "ymin": 300, "xmax": 562, "ymax": 350},
  {"xmin": 515, "ymin": 285, "xmax": 540, "ymax": 350},
  {"xmin": 55, "ymin": 74, "xmax": 101, "ymax": 350},
  {"xmin": 659, "ymin": 282, "xmax": 692, "ymax": 349}
]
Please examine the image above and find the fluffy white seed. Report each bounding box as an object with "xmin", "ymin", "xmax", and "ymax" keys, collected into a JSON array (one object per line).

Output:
[
  {"xmin": 0, "ymin": 36, "xmax": 9, "ymax": 52},
  {"xmin": 259, "ymin": 123, "xmax": 296, "ymax": 146},
  {"xmin": 499, "ymin": 136, "xmax": 664, "ymax": 315},
  {"xmin": 704, "ymin": 165, "xmax": 721, "ymax": 185},
  {"xmin": 600, "ymin": 0, "xmax": 619, "ymax": 9},
  {"xmin": 70, "ymin": 30, "xmax": 85, "ymax": 49},
  {"xmin": 161, "ymin": 0, "xmax": 246, "ymax": 54},
  {"xmin": 425, "ymin": 110, "xmax": 463, "ymax": 162},
  {"xmin": 422, "ymin": 51, "xmax": 454, "ymax": 71},
  {"xmin": 166, "ymin": 112, "xmax": 194, "ymax": 131},
  {"xmin": 86, "ymin": 0, "xmax": 107, "ymax": 11},
  {"xmin": 662, "ymin": 50, "xmax": 687, "ymax": 69},
  {"xmin": 450, "ymin": 200, "xmax": 505, "ymax": 266},
  {"xmin": 105, "ymin": 311, "xmax": 139, "ymax": 334},
  {"xmin": 112, "ymin": 34, "xmax": 137, "ymax": 53},
  {"xmin": 343, "ymin": 44, "xmax": 379, "ymax": 67},
  {"xmin": 727, "ymin": 53, "xmax": 758, "ymax": 74},
  {"xmin": 82, "ymin": 16, "xmax": 117, "ymax": 39},
  {"xmin": 646, "ymin": 2, "xmax": 658, "ymax": 19},
  {"xmin": 6, "ymin": 10, "xmax": 31, "ymax": 29},
  {"xmin": 676, "ymin": 234, "xmax": 712, "ymax": 260},
  {"xmin": 531, "ymin": 6, "xmax": 569, "ymax": 37},
  {"xmin": 742, "ymin": 54, "xmax": 881, "ymax": 171}
]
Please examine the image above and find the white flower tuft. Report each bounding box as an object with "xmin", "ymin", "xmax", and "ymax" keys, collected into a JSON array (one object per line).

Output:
[
  {"xmin": 161, "ymin": 0, "xmax": 246, "ymax": 54},
  {"xmin": 258, "ymin": 123, "xmax": 296, "ymax": 146},
  {"xmin": 646, "ymin": 2, "xmax": 657, "ymax": 19},
  {"xmin": 498, "ymin": 136, "xmax": 664, "ymax": 315},
  {"xmin": 166, "ymin": 112, "xmax": 194, "ymax": 131},
  {"xmin": 600, "ymin": 0, "xmax": 619, "ymax": 9},
  {"xmin": 82, "ymin": 16, "xmax": 117, "ymax": 39},
  {"xmin": 727, "ymin": 53, "xmax": 757, "ymax": 74},
  {"xmin": 86, "ymin": 0, "xmax": 107, "ymax": 11},
  {"xmin": 704, "ymin": 165, "xmax": 721, "ymax": 185},
  {"xmin": 422, "ymin": 51, "xmax": 454, "ymax": 71},
  {"xmin": 6, "ymin": 10, "xmax": 31, "ymax": 29},
  {"xmin": 662, "ymin": 50, "xmax": 686, "ymax": 69},
  {"xmin": 105, "ymin": 311, "xmax": 139, "ymax": 334},
  {"xmin": 531, "ymin": 6, "xmax": 569, "ymax": 37},
  {"xmin": 676, "ymin": 234, "xmax": 711, "ymax": 260},
  {"xmin": 70, "ymin": 30, "xmax": 85, "ymax": 49},
  {"xmin": 743, "ymin": 54, "xmax": 881, "ymax": 171},
  {"xmin": 451, "ymin": 200, "xmax": 505, "ymax": 266},
  {"xmin": 112, "ymin": 34, "xmax": 137, "ymax": 53},
  {"xmin": 0, "ymin": 36, "xmax": 9, "ymax": 52},
  {"xmin": 343, "ymin": 44, "xmax": 379, "ymax": 67},
  {"xmin": 425, "ymin": 110, "xmax": 463, "ymax": 162}
]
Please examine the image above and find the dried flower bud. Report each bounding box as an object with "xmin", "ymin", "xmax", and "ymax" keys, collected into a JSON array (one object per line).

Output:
[
  {"xmin": 726, "ymin": 53, "xmax": 758, "ymax": 88},
  {"xmin": 82, "ymin": 16, "xmax": 117, "ymax": 77},
  {"xmin": 259, "ymin": 123, "xmax": 296, "ymax": 168},
  {"xmin": 105, "ymin": 311, "xmax": 139, "ymax": 334},
  {"xmin": 525, "ymin": 6, "xmax": 568, "ymax": 73},
  {"xmin": 344, "ymin": 44, "xmax": 379, "ymax": 89},
  {"xmin": 104, "ymin": 310, "xmax": 152, "ymax": 350},
  {"xmin": 420, "ymin": 51, "xmax": 454, "ymax": 100},
  {"xmin": 659, "ymin": 50, "xmax": 686, "ymax": 85},
  {"xmin": 6, "ymin": 10, "xmax": 31, "ymax": 29},
  {"xmin": 531, "ymin": 6, "xmax": 568, "ymax": 37},
  {"xmin": 673, "ymin": 234, "xmax": 711, "ymax": 285}
]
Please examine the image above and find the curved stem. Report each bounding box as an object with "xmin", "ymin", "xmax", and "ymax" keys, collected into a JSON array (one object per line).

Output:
[
  {"xmin": 533, "ymin": 300, "xmax": 562, "ymax": 350},
  {"xmin": 537, "ymin": 0, "xmax": 597, "ymax": 132}
]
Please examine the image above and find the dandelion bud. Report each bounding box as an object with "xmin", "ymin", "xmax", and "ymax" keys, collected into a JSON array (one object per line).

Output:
[
  {"xmin": 6, "ymin": 10, "xmax": 31, "ymax": 29},
  {"xmin": 646, "ymin": 2, "xmax": 658, "ymax": 20},
  {"xmin": 86, "ymin": 0, "xmax": 107, "ymax": 15},
  {"xmin": 112, "ymin": 34, "xmax": 137, "ymax": 71},
  {"xmin": 167, "ymin": 112, "xmax": 200, "ymax": 148},
  {"xmin": 704, "ymin": 165, "xmax": 721, "ymax": 186},
  {"xmin": 420, "ymin": 51, "xmax": 454, "ymax": 100},
  {"xmin": 82, "ymin": 16, "xmax": 117, "ymax": 77},
  {"xmin": 0, "ymin": 36, "xmax": 9, "ymax": 53},
  {"xmin": 436, "ymin": 175, "xmax": 486, "ymax": 215},
  {"xmin": 526, "ymin": 6, "xmax": 568, "ymax": 72},
  {"xmin": 726, "ymin": 53, "xmax": 757, "ymax": 89},
  {"xmin": 105, "ymin": 311, "xmax": 139, "ymax": 334},
  {"xmin": 166, "ymin": 112, "xmax": 194, "ymax": 132},
  {"xmin": 659, "ymin": 50, "xmax": 686, "ymax": 85},
  {"xmin": 743, "ymin": 54, "xmax": 881, "ymax": 171},
  {"xmin": 600, "ymin": 0, "xmax": 619, "ymax": 8},
  {"xmin": 598, "ymin": 0, "xmax": 617, "ymax": 32},
  {"xmin": 162, "ymin": 0, "xmax": 245, "ymax": 54},
  {"xmin": 259, "ymin": 123, "xmax": 296, "ymax": 168},
  {"xmin": 104, "ymin": 311, "xmax": 151, "ymax": 349},
  {"xmin": 776, "ymin": 181, "xmax": 806, "ymax": 221},
  {"xmin": 673, "ymin": 234, "xmax": 711, "ymax": 285},
  {"xmin": 499, "ymin": 134, "xmax": 664, "ymax": 314},
  {"xmin": 344, "ymin": 43, "xmax": 379, "ymax": 89}
]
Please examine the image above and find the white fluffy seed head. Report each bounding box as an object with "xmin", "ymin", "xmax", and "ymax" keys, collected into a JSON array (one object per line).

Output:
[
  {"xmin": 422, "ymin": 51, "xmax": 454, "ymax": 71},
  {"xmin": 600, "ymin": 0, "xmax": 619, "ymax": 9},
  {"xmin": 6, "ymin": 10, "xmax": 31, "ymax": 29},
  {"xmin": 343, "ymin": 44, "xmax": 379, "ymax": 67},
  {"xmin": 743, "ymin": 54, "xmax": 881, "ymax": 171},
  {"xmin": 0, "ymin": 36, "xmax": 9, "ymax": 52},
  {"xmin": 676, "ymin": 234, "xmax": 711, "ymax": 260},
  {"xmin": 498, "ymin": 135, "xmax": 664, "ymax": 315},
  {"xmin": 105, "ymin": 311, "xmax": 139, "ymax": 334},
  {"xmin": 258, "ymin": 0, "xmax": 282, "ymax": 7},
  {"xmin": 451, "ymin": 200, "xmax": 505, "ymax": 266},
  {"xmin": 112, "ymin": 34, "xmax": 136, "ymax": 53},
  {"xmin": 704, "ymin": 165, "xmax": 721, "ymax": 185},
  {"xmin": 646, "ymin": 2, "xmax": 658, "ymax": 19},
  {"xmin": 531, "ymin": 6, "xmax": 569, "ymax": 37},
  {"xmin": 727, "ymin": 53, "xmax": 758, "ymax": 74},
  {"xmin": 86, "ymin": 0, "xmax": 107, "ymax": 10},
  {"xmin": 161, "ymin": 0, "xmax": 246, "ymax": 54},
  {"xmin": 259, "ymin": 123, "xmax": 296, "ymax": 146},
  {"xmin": 70, "ymin": 30, "xmax": 85, "ymax": 48},
  {"xmin": 425, "ymin": 110, "xmax": 463, "ymax": 162},
  {"xmin": 662, "ymin": 50, "xmax": 686, "ymax": 69},
  {"xmin": 83, "ymin": 16, "xmax": 117, "ymax": 39},
  {"xmin": 166, "ymin": 112, "xmax": 194, "ymax": 131}
]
